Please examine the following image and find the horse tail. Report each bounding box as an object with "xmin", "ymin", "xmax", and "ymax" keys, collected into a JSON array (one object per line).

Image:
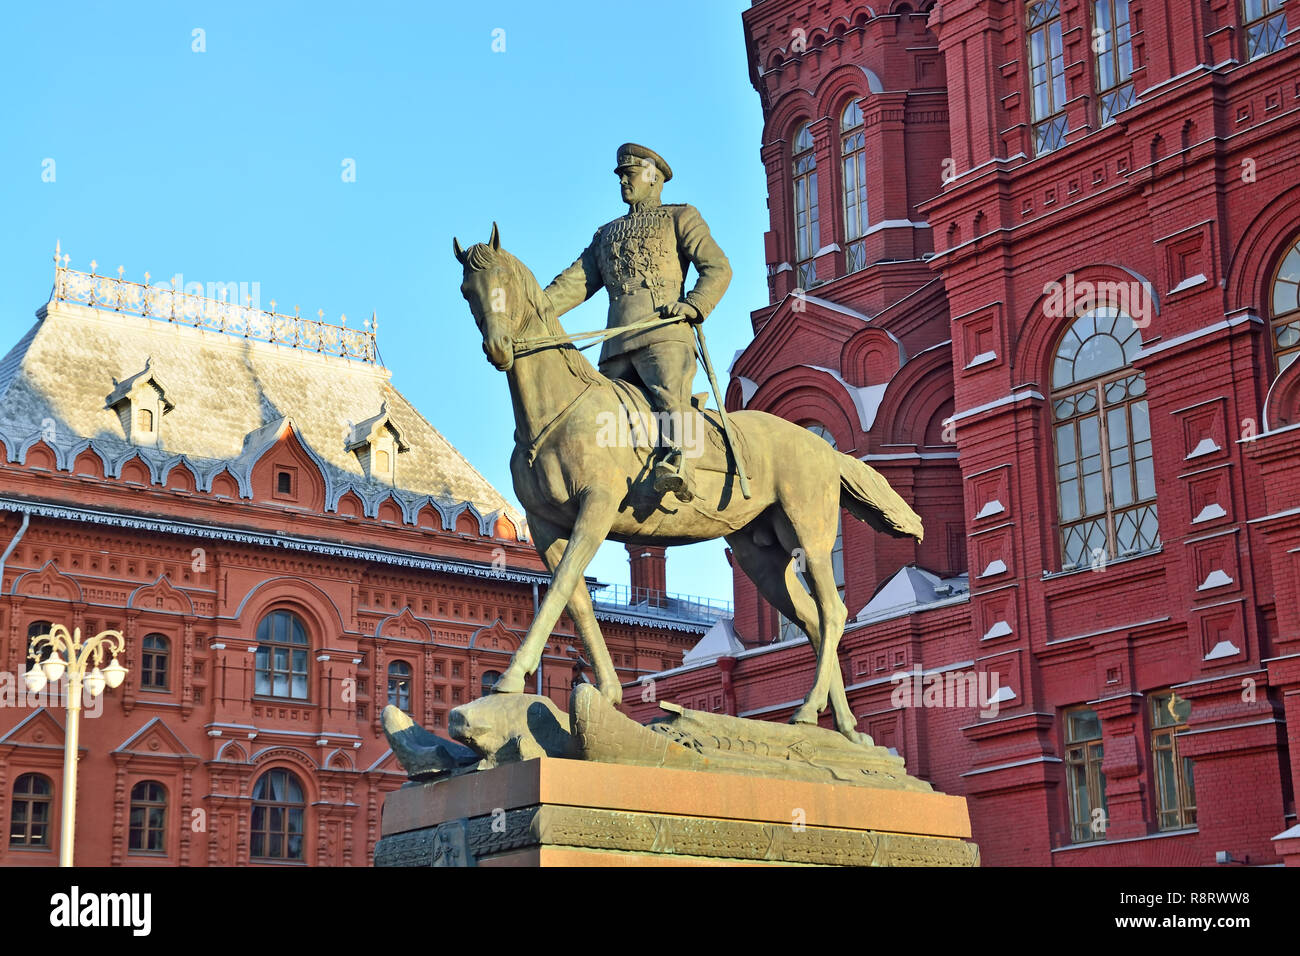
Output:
[{"xmin": 838, "ymin": 455, "xmax": 925, "ymax": 542}]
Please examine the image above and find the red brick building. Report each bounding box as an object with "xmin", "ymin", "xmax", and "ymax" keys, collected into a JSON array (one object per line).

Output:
[
  {"xmin": 628, "ymin": 0, "xmax": 1300, "ymax": 866},
  {"xmin": 0, "ymin": 256, "xmax": 718, "ymax": 866}
]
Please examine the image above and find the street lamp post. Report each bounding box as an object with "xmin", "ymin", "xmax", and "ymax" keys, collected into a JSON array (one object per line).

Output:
[{"xmin": 23, "ymin": 625, "xmax": 127, "ymax": 867}]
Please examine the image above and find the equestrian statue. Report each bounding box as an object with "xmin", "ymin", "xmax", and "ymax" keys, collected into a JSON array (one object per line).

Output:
[{"xmin": 450, "ymin": 144, "xmax": 924, "ymax": 744}]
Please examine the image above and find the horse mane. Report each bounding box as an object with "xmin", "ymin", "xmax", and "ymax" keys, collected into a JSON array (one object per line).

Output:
[{"xmin": 462, "ymin": 243, "xmax": 604, "ymax": 388}]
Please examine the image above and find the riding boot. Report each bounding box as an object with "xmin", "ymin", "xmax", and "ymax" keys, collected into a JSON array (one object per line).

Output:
[{"xmin": 653, "ymin": 447, "xmax": 695, "ymax": 502}]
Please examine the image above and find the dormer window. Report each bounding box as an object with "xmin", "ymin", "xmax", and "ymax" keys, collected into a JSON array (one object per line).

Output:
[
  {"xmin": 344, "ymin": 401, "xmax": 409, "ymax": 484},
  {"xmin": 105, "ymin": 358, "xmax": 173, "ymax": 447}
]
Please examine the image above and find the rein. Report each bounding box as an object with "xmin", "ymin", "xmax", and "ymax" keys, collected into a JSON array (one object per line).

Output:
[
  {"xmin": 505, "ymin": 305, "xmax": 687, "ymax": 464},
  {"xmin": 512, "ymin": 313, "xmax": 686, "ymax": 356}
]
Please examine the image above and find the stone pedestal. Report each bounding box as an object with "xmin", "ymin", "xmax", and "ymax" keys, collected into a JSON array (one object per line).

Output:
[{"xmin": 376, "ymin": 757, "xmax": 978, "ymax": 866}]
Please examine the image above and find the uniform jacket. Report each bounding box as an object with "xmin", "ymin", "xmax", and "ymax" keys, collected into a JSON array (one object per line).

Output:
[{"xmin": 542, "ymin": 200, "xmax": 732, "ymax": 364}]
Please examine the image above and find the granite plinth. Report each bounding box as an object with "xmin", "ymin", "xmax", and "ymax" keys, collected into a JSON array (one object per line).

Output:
[{"xmin": 376, "ymin": 756, "xmax": 978, "ymax": 867}]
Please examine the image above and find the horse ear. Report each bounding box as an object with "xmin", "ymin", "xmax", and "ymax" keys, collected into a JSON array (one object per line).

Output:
[
  {"xmin": 489, "ymin": 222, "xmax": 500, "ymax": 251},
  {"xmin": 452, "ymin": 237, "xmax": 467, "ymax": 265}
]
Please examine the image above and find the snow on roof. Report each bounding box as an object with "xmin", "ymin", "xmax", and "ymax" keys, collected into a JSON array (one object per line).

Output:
[
  {"xmin": 682, "ymin": 616, "xmax": 746, "ymax": 665},
  {"xmin": 854, "ymin": 565, "xmax": 969, "ymax": 624},
  {"xmin": 799, "ymin": 293, "xmax": 871, "ymax": 322},
  {"xmin": 807, "ymin": 365, "xmax": 889, "ymax": 431}
]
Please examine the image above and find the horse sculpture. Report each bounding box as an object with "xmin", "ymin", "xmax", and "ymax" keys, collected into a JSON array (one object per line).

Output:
[{"xmin": 454, "ymin": 225, "xmax": 924, "ymax": 742}]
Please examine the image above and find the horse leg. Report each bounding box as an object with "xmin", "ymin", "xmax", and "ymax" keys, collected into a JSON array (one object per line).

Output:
[
  {"xmin": 514, "ymin": 512, "xmax": 621, "ymax": 705},
  {"xmin": 730, "ymin": 525, "xmax": 865, "ymax": 742},
  {"xmin": 727, "ymin": 526, "xmax": 821, "ymax": 650},
  {"xmin": 494, "ymin": 495, "xmax": 617, "ymax": 695},
  {"xmin": 792, "ymin": 547, "xmax": 857, "ymax": 739},
  {"xmin": 779, "ymin": 555, "xmax": 864, "ymax": 740},
  {"xmin": 769, "ymin": 505, "xmax": 860, "ymax": 741}
]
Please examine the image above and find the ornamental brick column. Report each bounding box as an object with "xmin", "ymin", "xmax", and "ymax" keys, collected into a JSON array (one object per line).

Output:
[
  {"xmin": 122, "ymin": 608, "xmax": 139, "ymax": 715},
  {"xmin": 367, "ymin": 776, "xmax": 380, "ymax": 865},
  {"xmin": 181, "ymin": 616, "xmax": 195, "ymax": 719},
  {"xmin": 1061, "ymin": 0, "xmax": 1094, "ymax": 146},
  {"xmin": 761, "ymin": 140, "xmax": 795, "ymax": 302},
  {"xmin": 343, "ymin": 781, "xmax": 355, "ymax": 866},
  {"xmin": 861, "ymin": 91, "xmax": 912, "ymax": 262},
  {"xmin": 180, "ymin": 765, "xmax": 193, "ymax": 866},
  {"xmin": 1094, "ymin": 695, "xmax": 1151, "ymax": 841},
  {"xmin": 929, "ymin": 0, "xmax": 1007, "ymax": 172},
  {"xmin": 7, "ymin": 596, "xmax": 25, "ymax": 678},
  {"xmin": 372, "ymin": 642, "xmax": 385, "ymax": 736},
  {"xmin": 111, "ymin": 757, "xmax": 128, "ymax": 866}
]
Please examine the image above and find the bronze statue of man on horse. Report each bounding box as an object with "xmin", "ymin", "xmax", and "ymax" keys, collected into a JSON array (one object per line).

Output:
[{"xmin": 452, "ymin": 146, "xmax": 923, "ymax": 743}]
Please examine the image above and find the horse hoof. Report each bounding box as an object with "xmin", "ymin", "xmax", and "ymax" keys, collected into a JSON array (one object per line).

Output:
[
  {"xmin": 790, "ymin": 704, "xmax": 819, "ymax": 725},
  {"xmin": 492, "ymin": 671, "xmax": 526, "ymax": 694},
  {"xmin": 602, "ymin": 683, "xmax": 623, "ymax": 707},
  {"xmin": 840, "ymin": 728, "xmax": 875, "ymax": 747}
]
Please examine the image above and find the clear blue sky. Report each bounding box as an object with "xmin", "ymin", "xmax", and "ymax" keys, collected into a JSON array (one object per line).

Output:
[{"xmin": 0, "ymin": 1, "xmax": 767, "ymax": 603}]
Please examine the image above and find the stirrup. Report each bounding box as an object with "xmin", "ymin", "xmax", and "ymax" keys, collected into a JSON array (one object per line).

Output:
[{"xmin": 653, "ymin": 461, "xmax": 694, "ymax": 502}]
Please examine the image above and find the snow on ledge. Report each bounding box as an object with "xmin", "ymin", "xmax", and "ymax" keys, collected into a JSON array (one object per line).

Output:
[
  {"xmin": 1193, "ymin": 503, "xmax": 1227, "ymax": 523},
  {"xmin": 980, "ymin": 558, "xmax": 1008, "ymax": 577},
  {"xmin": 1168, "ymin": 273, "xmax": 1208, "ymax": 295},
  {"xmin": 1204, "ymin": 640, "xmax": 1241, "ymax": 661},
  {"xmin": 1197, "ymin": 569, "xmax": 1233, "ymax": 590},
  {"xmin": 982, "ymin": 620, "xmax": 1013, "ymax": 640}
]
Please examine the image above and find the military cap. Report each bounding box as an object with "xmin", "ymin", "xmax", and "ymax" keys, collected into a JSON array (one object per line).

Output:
[{"xmin": 614, "ymin": 143, "xmax": 673, "ymax": 182}]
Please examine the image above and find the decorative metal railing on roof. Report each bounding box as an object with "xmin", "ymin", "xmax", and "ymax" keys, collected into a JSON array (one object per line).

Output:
[
  {"xmin": 589, "ymin": 583, "xmax": 733, "ymax": 625},
  {"xmin": 49, "ymin": 242, "xmax": 379, "ymax": 364}
]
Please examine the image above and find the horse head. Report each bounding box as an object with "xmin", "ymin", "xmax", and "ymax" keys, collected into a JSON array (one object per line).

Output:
[{"xmin": 454, "ymin": 222, "xmax": 534, "ymax": 372}]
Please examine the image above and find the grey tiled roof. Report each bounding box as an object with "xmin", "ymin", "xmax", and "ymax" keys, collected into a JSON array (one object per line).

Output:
[{"xmin": 0, "ymin": 300, "xmax": 519, "ymax": 528}]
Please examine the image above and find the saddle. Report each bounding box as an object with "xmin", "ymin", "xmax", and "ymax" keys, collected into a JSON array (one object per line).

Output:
[{"xmin": 604, "ymin": 379, "xmax": 750, "ymax": 478}]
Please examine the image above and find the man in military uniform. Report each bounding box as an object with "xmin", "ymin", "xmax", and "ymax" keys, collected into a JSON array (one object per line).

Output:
[{"xmin": 542, "ymin": 143, "xmax": 732, "ymax": 502}]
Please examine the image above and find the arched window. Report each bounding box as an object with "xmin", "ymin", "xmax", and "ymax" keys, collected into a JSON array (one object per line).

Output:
[
  {"xmin": 254, "ymin": 610, "xmax": 309, "ymax": 700},
  {"xmin": 792, "ymin": 122, "xmax": 820, "ymax": 288},
  {"xmin": 137, "ymin": 407, "xmax": 154, "ymax": 433},
  {"xmin": 1051, "ymin": 307, "xmax": 1158, "ymax": 570},
  {"xmin": 140, "ymin": 634, "xmax": 169, "ymax": 691},
  {"xmin": 250, "ymin": 769, "xmax": 305, "ymax": 862},
  {"xmin": 840, "ymin": 100, "xmax": 868, "ymax": 273},
  {"xmin": 480, "ymin": 669, "xmax": 502, "ymax": 698},
  {"xmin": 24, "ymin": 621, "xmax": 53, "ymax": 673},
  {"xmin": 1269, "ymin": 234, "xmax": 1300, "ymax": 373},
  {"xmin": 777, "ymin": 424, "xmax": 847, "ymax": 641},
  {"xmin": 387, "ymin": 660, "xmax": 412, "ymax": 711},
  {"xmin": 9, "ymin": 773, "xmax": 53, "ymax": 848},
  {"xmin": 128, "ymin": 780, "xmax": 167, "ymax": 854}
]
